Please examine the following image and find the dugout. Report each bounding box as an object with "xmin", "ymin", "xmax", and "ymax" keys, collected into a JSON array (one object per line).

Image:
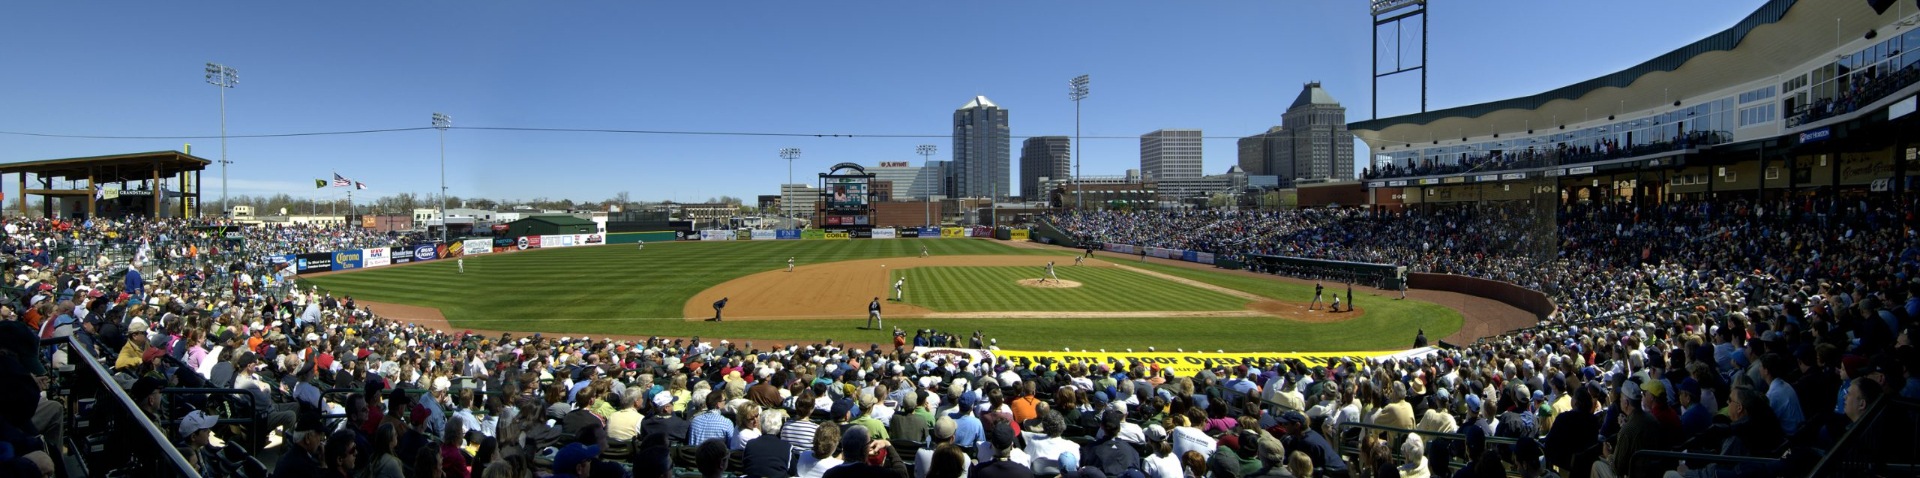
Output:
[
  {"xmin": 503, "ymin": 215, "xmax": 597, "ymax": 237},
  {"xmin": 1242, "ymin": 254, "xmax": 1404, "ymax": 289}
]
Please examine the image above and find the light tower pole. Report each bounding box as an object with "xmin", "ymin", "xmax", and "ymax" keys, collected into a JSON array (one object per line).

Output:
[
  {"xmin": 780, "ymin": 148, "xmax": 800, "ymax": 218},
  {"xmin": 917, "ymin": 144, "xmax": 936, "ymax": 226},
  {"xmin": 433, "ymin": 113, "xmax": 451, "ymax": 243},
  {"xmin": 1070, "ymin": 74, "xmax": 1090, "ymax": 210},
  {"xmin": 205, "ymin": 62, "xmax": 238, "ymax": 216}
]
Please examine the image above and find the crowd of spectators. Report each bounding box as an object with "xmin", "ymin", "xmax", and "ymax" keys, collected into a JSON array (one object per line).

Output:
[
  {"xmin": 1363, "ymin": 130, "xmax": 1729, "ymax": 182},
  {"xmin": 0, "ymin": 194, "xmax": 1915, "ymax": 478}
]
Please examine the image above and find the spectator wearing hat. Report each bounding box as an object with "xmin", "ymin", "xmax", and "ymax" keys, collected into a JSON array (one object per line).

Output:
[
  {"xmin": 114, "ymin": 317, "xmax": 151, "ymax": 371},
  {"xmin": 552, "ymin": 442, "xmax": 600, "ymax": 478},
  {"xmin": 1209, "ymin": 429, "xmax": 1262, "ymax": 478},
  {"xmin": 851, "ymin": 395, "xmax": 892, "ymax": 441},
  {"xmin": 1675, "ymin": 379, "xmax": 1710, "ymax": 438},
  {"xmin": 890, "ymin": 390, "xmax": 935, "ymax": 445},
  {"xmin": 951, "ymin": 392, "xmax": 985, "ymax": 449},
  {"xmin": 969, "ymin": 418, "xmax": 1033, "ymax": 478},
  {"xmin": 272, "ymin": 402, "xmax": 327, "ymax": 478},
  {"xmin": 177, "ymin": 409, "xmax": 227, "ymax": 477},
  {"xmin": 1591, "ymin": 381, "xmax": 1664, "ymax": 478},
  {"xmin": 1138, "ymin": 424, "xmax": 1179, "ymax": 478},
  {"xmin": 916, "ymin": 416, "xmax": 969, "ymax": 478},
  {"xmin": 1275, "ymin": 410, "xmax": 1343, "ymax": 478},
  {"xmin": 1077, "ymin": 410, "xmax": 1137, "ymax": 477},
  {"xmin": 231, "ymin": 350, "xmax": 299, "ymax": 436}
]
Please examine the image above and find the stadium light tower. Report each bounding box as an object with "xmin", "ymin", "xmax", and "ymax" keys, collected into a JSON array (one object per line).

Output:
[
  {"xmin": 1070, "ymin": 74, "xmax": 1089, "ymax": 210},
  {"xmin": 433, "ymin": 113, "xmax": 452, "ymax": 242},
  {"xmin": 917, "ymin": 144, "xmax": 936, "ymax": 226},
  {"xmin": 204, "ymin": 62, "xmax": 238, "ymax": 216},
  {"xmin": 780, "ymin": 148, "xmax": 801, "ymax": 218}
]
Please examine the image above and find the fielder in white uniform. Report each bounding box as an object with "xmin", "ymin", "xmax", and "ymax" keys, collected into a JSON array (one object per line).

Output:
[
  {"xmin": 893, "ymin": 278, "xmax": 905, "ymax": 301},
  {"xmin": 787, "ymin": 257, "xmax": 795, "ymax": 272},
  {"xmin": 458, "ymin": 258, "xmax": 464, "ymax": 274},
  {"xmin": 1045, "ymin": 261, "xmax": 1058, "ymax": 284},
  {"xmin": 920, "ymin": 245, "xmax": 929, "ymax": 258},
  {"xmin": 637, "ymin": 239, "xmax": 645, "ymax": 250}
]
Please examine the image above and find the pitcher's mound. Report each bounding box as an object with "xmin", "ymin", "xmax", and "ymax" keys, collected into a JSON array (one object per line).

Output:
[{"xmin": 1017, "ymin": 279, "xmax": 1083, "ymax": 289}]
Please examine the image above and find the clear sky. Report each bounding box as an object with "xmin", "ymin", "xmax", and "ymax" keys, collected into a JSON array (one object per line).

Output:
[{"xmin": 0, "ymin": 0, "xmax": 1766, "ymax": 205}]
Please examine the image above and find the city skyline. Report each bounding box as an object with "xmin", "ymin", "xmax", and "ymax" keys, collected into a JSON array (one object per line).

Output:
[{"xmin": 0, "ymin": 1, "xmax": 1768, "ymax": 203}]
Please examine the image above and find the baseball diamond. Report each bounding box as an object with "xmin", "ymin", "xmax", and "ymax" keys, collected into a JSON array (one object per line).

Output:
[{"xmin": 298, "ymin": 238, "xmax": 1465, "ymax": 351}]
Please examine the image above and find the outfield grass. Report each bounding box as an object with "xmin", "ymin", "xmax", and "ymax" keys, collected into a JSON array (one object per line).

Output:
[
  {"xmin": 299, "ymin": 240, "xmax": 1461, "ymax": 352},
  {"xmin": 894, "ymin": 266, "xmax": 1246, "ymax": 312}
]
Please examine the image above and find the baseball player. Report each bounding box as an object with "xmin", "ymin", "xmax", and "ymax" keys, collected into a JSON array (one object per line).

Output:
[
  {"xmin": 637, "ymin": 239, "xmax": 645, "ymax": 250},
  {"xmin": 1346, "ymin": 283, "xmax": 1354, "ymax": 311},
  {"xmin": 868, "ymin": 297, "xmax": 883, "ymax": 329},
  {"xmin": 787, "ymin": 256, "xmax": 795, "ymax": 272},
  {"xmin": 457, "ymin": 258, "xmax": 464, "ymax": 274},
  {"xmin": 1045, "ymin": 261, "xmax": 1058, "ymax": 284},
  {"xmin": 1073, "ymin": 254, "xmax": 1085, "ymax": 266},
  {"xmin": 1396, "ymin": 266, "xmax": 1409, "ymax": 300},
  {"xmin": 1330, "ymin": 293, "xmax": 1342, "ymax": 312},
  {"xmin": 712, "ymin": 297, "xmax": 728, "ymax": 322},
  {"xmin": 920, "ymin": 245, "xmax": 929, "ymax": 258},
  {"xmin": 1310, "ymin": 283, "xmax": 1325, "ymax": 310},
  {"xmin": 893, "ymin": 277, "xmax": 905, "ymax": 301}
]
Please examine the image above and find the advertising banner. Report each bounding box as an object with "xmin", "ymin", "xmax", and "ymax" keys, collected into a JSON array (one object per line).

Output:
[
  {"xmin": 294, "ymin": 253, "xmax": 333, "ymax": 273},
  {"xmin": 918, "ymin": 227, "xmax": 940, "ymax": 238},
  {"xmin": 1104, "ymin": 243, "xmax": 1135, "ymax": 254},
  {"xmin": 1181, "ymin": 250, "xmax": 1198, "ymax": 263},
  {"xmin": 269, "ymin": 255, "xmax": 290, "ymax": 265},
  {"xmin": 969, "ymin": 226, "xmax": 993, "ymax": 238},
  {"xmin": 1150, "ymin": 247, "xmax": 1179, "ymax": 259},
  {"xmin": 1195, "ymin": 252, "xmax": 1216, "ymax": 265},
  {"xmin": 362, "ymin": 247, "xmax": 391, "ymax": 268},
  {"xmin": 941, "ymin": 227, "xmax": 965, "ymax": 238},
  {"xmin": 851, "ymin": 229, "xmax": 872, "ymax": 239},
  {"xmin": 391, "ymin": 247, "xmax": 416, "ymax": 264},
  {"xmin": 699, "ymin": 230, "xmax": 735, "ymax": 241},
  {"xmin": 575, "ymin": 234, "xmax": 604, "ymax": 246},
  {"xmin": 520, "ymin": 236, "xmax": 541, "ymax": 250},
  {"xmin": 331, "ymin": 250, "xmax": 364, "ymax": 271},
  {"xmin": 750, "ymin": 230, "xmax": 778, "ymax": 241},
  {"xmin": 776, "ymin": 229, "xmax": 802, "ymax": 240},
  {"xmin": 495, "ymin": 237, "xmax": 517, "ymax": 248},
  {"xmin": 984, "ymin": 348, "xmax": 1410, "ymax": 378},
  {"xmin": 1009, "ymin": 229, "xmax": 1029, "ymax": 241},
  {"xmin": 898, "ymin": 228, "xmax": 920, "ymax": 238},
  {"xmin": 442, "ymin": 241, "xmax": 464, "ymax": 259},
  {"xmin": 801, "ymin": 229, "xmax": 826, "ymax": 240},
  {"xmin": 464, "ymin": 240, "xmax": 493, "ymax": 255},
  {"xmin": 413, "ymin": 243, "xmax": 439, "ymax": 262},
  {"xmin": 871, "ymin": 228, "xmax": 896, "ymax": 239},
  {"xmin": 823, "ymin": 231, "xmax": 851, "ymax": 240}
]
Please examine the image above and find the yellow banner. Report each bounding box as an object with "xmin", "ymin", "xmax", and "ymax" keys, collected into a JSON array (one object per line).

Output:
[
  {"xmin": 988, "ymin": 349, "xmax": 1405, "ymax": 377},
  {"xmin": 941, "ymin": 227, "xmax": 966, "ymax": 238},
  {"xmin": 824, "ymin": 232, "xmax": 851, "ymax": 240},
  {"xmin": 1010, "ymin": 229, "xmax": 1029, "ymax": 241}
]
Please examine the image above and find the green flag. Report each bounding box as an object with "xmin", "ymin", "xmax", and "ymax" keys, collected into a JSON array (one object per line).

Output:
[{"xmin": 315, "ymin": 179, "xmax": 327, "ymax": 189}]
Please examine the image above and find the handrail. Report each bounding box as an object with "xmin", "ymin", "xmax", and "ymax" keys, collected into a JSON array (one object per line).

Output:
[
  {"xmin": 1628, "ymin": 449, "xmax": 1777, "ymax": 473},
  {"xmin": 49, "ymin": 335, "xmax": 201, "ymax": 477},
  {"xmin": 1803, "ymin": 395, "xmax": 1920, "ymax": 477}
]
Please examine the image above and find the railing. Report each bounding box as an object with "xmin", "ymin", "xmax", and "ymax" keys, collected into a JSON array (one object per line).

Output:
[
  {"xmin": 1804, "ymin": 395, "xmax": 1920, "ymax": 477},
  {"xmin": 44, "ymin": 335, "xmax": 201, "ymax": 477},
  {"xmin": 1334, "ymin": 421, "xmax": 1518, "ymax": 477},
  {"xmin": 1364, "ymin": 130, "xmax": 1733, "ymax": 181}
]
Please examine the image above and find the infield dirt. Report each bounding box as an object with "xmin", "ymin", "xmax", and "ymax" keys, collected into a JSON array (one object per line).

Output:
[{"xmin": 681, "ymin": 254, "xmax": 1362, "ymax": 322}]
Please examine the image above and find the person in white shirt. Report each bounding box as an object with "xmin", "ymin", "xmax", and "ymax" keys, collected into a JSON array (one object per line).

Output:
[
  {"xmin": 1169, "ymin": 410, "xmax": 1215, "ymax": 459},
  {"xmin": 1024, "ymin": 411, "xmax": 1077, "ymax": 476},
  {"xmin": 1140, "ymin": 424, "xmax": 1182, "ymax": 478},
  {"xmin": 797, "ymin": 424, "xmax": 844, "ymax": 478}
]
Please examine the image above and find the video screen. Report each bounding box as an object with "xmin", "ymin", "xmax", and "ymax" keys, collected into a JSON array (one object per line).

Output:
[{"xmin": 826, "ymin": 180, "xmax": 867, "ymax": 209}]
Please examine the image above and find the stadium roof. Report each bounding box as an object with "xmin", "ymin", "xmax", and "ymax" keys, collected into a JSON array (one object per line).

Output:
[
  {"xmin": 0, "ymin": 150, "xmax": 212, "ymax": 183},
  {"xmin": 1348, "ymin": 0, "xmax": 1897, "ymax": 146}
]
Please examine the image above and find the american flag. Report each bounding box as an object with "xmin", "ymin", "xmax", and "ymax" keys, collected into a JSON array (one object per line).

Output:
[{"xmin": 332, "ymin": 173, "xmax": 350, "ymax": 187}]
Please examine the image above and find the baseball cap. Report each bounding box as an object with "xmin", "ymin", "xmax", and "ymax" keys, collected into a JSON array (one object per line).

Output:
[
  {"xmin": 554, "ymin": 442, "xmax": 601, "ymax": 472},
  {"xmin": 1143, "ymin": 424, "xmax": 1167, "ymax": 444},
  {"xmin": 831, "ymin": 398, "xmax": 857, "ymax": 419},
  {"xmin": 179, "ymin": 410, "xmax": 219, "ymax": 436},
  {"xmin": 1277, "ymin": 410, "xmax": 1307, "ymax": 426},
  {"xmin": 933, "ymin": 416, "xmax": 957, "ymax": 441},
  {"xmin": 986, "ymin": 419, "xmax": 1016, "ymax": 450},
  {"xmin": 841, "ymin": 425, "xmax": 873, "ymax": 456},
  {"xmin": 1100, "ymin": 409, "xmax": 1124, "ymax": 430}
]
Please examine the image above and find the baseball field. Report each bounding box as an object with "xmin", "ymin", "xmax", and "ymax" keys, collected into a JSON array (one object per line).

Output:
[{"xmin": 297, "ymin": 238, "xmax": 1462, "ymax": 352}]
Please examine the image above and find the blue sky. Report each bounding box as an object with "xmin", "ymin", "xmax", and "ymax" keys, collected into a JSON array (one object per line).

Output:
[{"xmin": 0, "ymin": 0, "xmax": 1765, "ymax": 205}]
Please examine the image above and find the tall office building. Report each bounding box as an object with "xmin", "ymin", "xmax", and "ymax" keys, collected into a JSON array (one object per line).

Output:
[
  {"xmin": 1140, "ymin": 129, "xmax": 1203, "ymax": 181},
  {"xmin": 869, "ymin": 161, "xmax": 922, "ymax": 199},
  {"xmin": 953, "ymin": 96, "xmax": 1011, "ymax": 200},
  {"xmin": 1240, "ymin": 83, "xmax": 1354, "ymax": 181},
  {"xmin": 1019, "ymin": 136, "xmax": 1071, "ymax": 200},
  {"xmin": 916, "ymin": 160, "xmax": 951, "ymax": 198}
]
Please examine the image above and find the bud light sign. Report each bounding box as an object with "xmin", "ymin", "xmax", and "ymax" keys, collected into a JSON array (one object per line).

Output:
[{"xmin": 413, "ymin": 244, "xmax": 439, "ymax": 261}]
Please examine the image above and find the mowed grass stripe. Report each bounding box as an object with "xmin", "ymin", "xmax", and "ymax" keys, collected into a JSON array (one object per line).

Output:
[{"xmin": 895, "ymin": 266, "xmax": 1245, "ymax": 312}]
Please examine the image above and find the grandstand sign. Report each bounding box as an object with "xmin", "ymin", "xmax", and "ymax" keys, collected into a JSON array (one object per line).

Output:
[
  {"xmin": 1387, "ymin": 180, "xmax": 1407, "ymax": 187},
  {"xmin": 1501, "ymin": 173, "xmax": 1527, "ymax": 180},
  {"xmin": 1475, "ymin": 175, "xmax": 1498, "ymax": 182},
  {"xmin": 1568, "ymin": 166, "xmax": 1595, "ymax": 175},
  {"xmin": 1442, "ymin": 177, "xmax": 1466, "ymax": 184},
  {"xmin": 1417, "ymin": 178, "xmax": 1439, "ymax": 185},
  {"xmin": 1367, "ymin": 181, "xmax": 1385, "ymax": 188},
  {"xmin": 1798, "ymin": 127, "xmax": 1831, "ymax": 144},
  {"xmin": 1890, "ymin": 95, "xmax": 1917, "ymax": 120}
]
